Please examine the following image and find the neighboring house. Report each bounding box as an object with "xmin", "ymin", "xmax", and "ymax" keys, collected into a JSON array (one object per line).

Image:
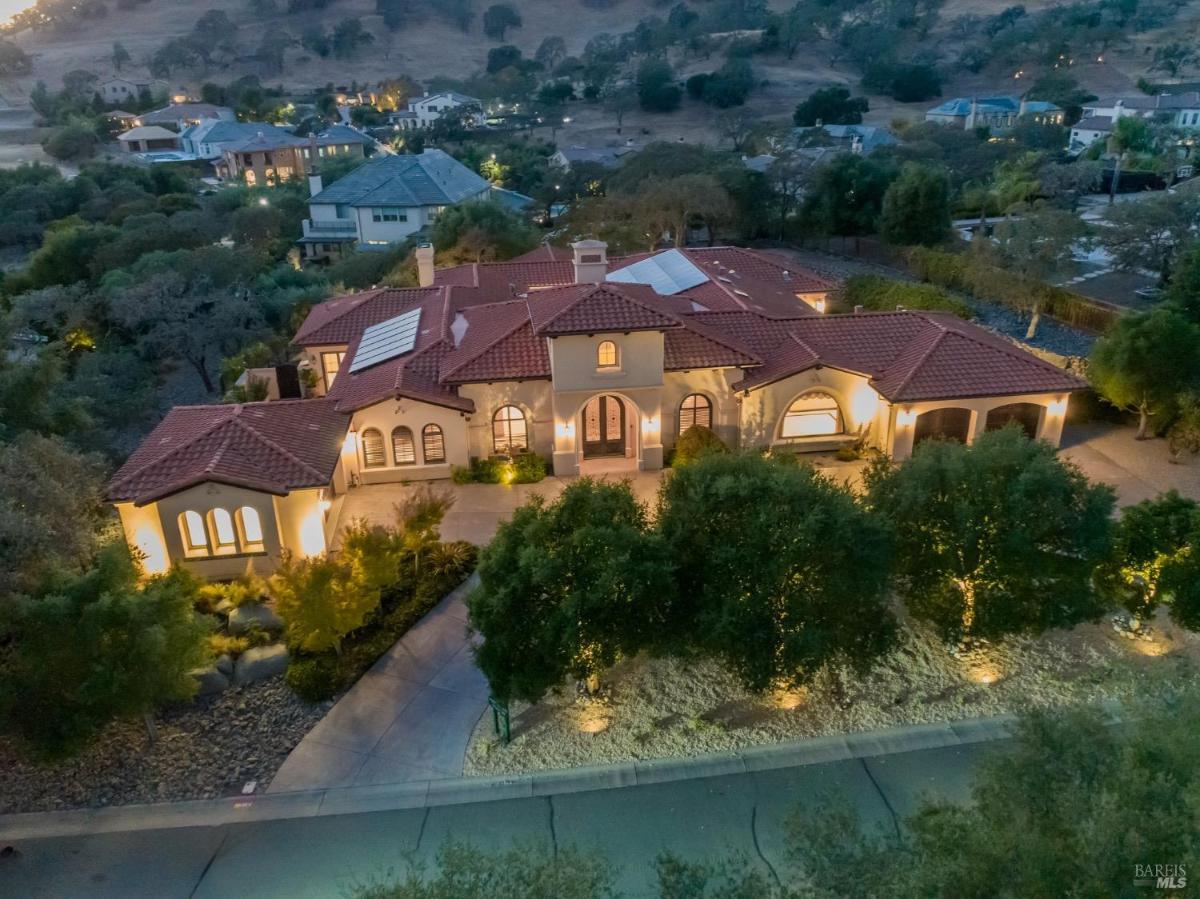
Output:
[
  {"xmin": 116, "ymin": 125, "xmax": 181, "ymax": 153},
  {"xmin": 386, "ymin": 92, "xmax": 483, "ymax": 130},
  {"xmin": 109, "ymin": 241, "xmax": 1084, "ymax": 578},
  {"xmin": 550, "ymin": 144, "xmax": 638, "ymax": 169},
  {"xmin": 180, "ymin": 120, "xmax": 294, "ymax": 160},
  {"xmin": 137, "ymin": 103, "xmax": 235, "ymax": 132},
  {"xmin": 218, "ymin": 125, "xmax": 368, "ymax": 186},
  {"xmin": 299, "ymin": 149, "xmax": 490, "ymax": 260},
  {"xmin": 489, "ymin": 186, "xmax": 537, "ymax": 214},
  {"xmin": 98, "ymin": 77, "xmax": 168, "ymax": 105},
  {"xmin": 1069, "ymin": 92, "xmax": 1200, "ymax": 151},
  {"xmin": 793, "ymin": 123, "xmax": 898, "ymax": 155},
  {"xmin": 925, "ymin": 96, "xmax": 1064, "ymax": 130}
]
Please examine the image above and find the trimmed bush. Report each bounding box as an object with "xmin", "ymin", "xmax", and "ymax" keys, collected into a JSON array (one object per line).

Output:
[
  {"xmin": 836, "ymin": 274, "xmax": 974, "ymax": 319},
  {"xmin": 285, "ymin": 654, "xmax": 339, "ymax": 702},
  {"xmin": 462, "ymin": 453, "xmax": 548, "ymax": 483},
  {"xmin": 671, "ymin": 425, "xmax": 728, "ymax": 466}
]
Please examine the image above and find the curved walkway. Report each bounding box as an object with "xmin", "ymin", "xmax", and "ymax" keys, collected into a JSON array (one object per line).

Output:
[{"xmin": 268, "ymin": 575, "xmax": 488, "ymax": 793}]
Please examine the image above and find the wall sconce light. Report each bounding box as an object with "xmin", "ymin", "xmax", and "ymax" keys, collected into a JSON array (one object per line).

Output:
[
  {"xmin": 1047, "ymin": 397, "xmax": 1068, "ymax": 417},
  {"xmin": 555, "ymin": 420, "xmax": 575, "ymax": 439},
  {"xmin": 896, "ymin": 408, "xmax": 918, "ymax": 427},
  {"xmin": 641, "ymin": 416, "xmax": 659, "ymax": 433},
  {"xmin": 342, "ymin": 431, "xmax": 358, "ymax": 453}
]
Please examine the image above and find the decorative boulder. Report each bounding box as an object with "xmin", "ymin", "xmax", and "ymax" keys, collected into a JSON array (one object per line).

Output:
[
  {"xmin": 214, "ymin": 598, "xmax": 236, "ymax": 616},
  {"xmin": 215, "ymin": 653, "xmax": 234, "ymax": 676},
  {"xmin": 234, "ymin": 644, "xmax": 289, "ymax": 684},
  {"xmin": 228, "ymin": 602, "xmax": 284, "ymax": 634},
  {"xmin": 191, "ymin": 666, "xmax": 230, "ymax": 696}
]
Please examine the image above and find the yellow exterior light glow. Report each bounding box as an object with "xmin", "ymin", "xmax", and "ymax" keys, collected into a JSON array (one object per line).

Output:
[
  {"xmin": 555, "ymin": 420, "xmax": 575, "ymax": 439},
  {"xmin": 342, "ymin": 431, "xmax": 358, "ymax": 453},
  {"xmin": 642, "ymin": 416, "xmax": 659, "ymax": 433},
  {"xmin": 299, "ymin": 510, "xmax": 326, "ymax": 557},
  {"xmin": 896, "ymin": 408, "xmax": 918, "ymax": 427},
  {"xmin": 850, "ymin": 385, "xmax": 880, "ymax": 424},
  {"xmin": 133, "ymin": 524, "xmax": 168, "ymax": 575},
  {"xmin": 813, "ymin": 298, "xmax": 826, "ymax": 313},
  {"xmin": 1047, "ymin": 397, "xmax": 1068, "ymax": 417}
]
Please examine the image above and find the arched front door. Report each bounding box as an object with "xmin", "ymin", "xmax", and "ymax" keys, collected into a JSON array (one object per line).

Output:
[
  {"xmin": 913, "ymin": 407, "xmax": 971, "ymax": 446},
  {"xmin": 582, "ymin": 395, "xmax": 626, "ymax": 458},
  {"xmin": 985, "ymin": 402, "xmax": 1043, "ymax": 440}
]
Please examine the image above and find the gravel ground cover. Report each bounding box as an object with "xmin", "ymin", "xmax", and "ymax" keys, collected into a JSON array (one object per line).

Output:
[
  {"xmin": 465, "ymin": 607, "xmax": 1197, "ymax": 777},
  {"xmin": 0, "ymin": 678, "xmax": 329, "ymax": 814}
]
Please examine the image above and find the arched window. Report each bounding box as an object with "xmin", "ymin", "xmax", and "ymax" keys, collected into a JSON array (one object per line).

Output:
[
  {"xmin": 781, "ymin": 392, "xmax": 843, "ymax": 438},
  {"xmin": 392, "ymin": 426, "xmax": 416, "ymax": 465},
  {"xmin": 180, "ymin": 510, "xmax": 209, "ymax": 555},
  {"xmin": 208, "ymin": 508, "xmax": 236, "ymax": 549},
  {"xmin": 678, "ymin": 394, "xmax": 713, "ymax": 434},
  {"xmin": 493, "ymin": 405, "xmax": 528, "ymax": 453},
  {"xmin": 597, "ymin": 340, "xmax": 618, "ymax": 369},
  {"xmin": 423, "ymin": 424, "xmax": 446, "ymax": 463},
  {"xmin": 237, "ymin": 506, "xmax": 265, "ymax": 553},
  {"xmin": 361, "ymin": 428, "xmax": 386, "ymax": 468}
]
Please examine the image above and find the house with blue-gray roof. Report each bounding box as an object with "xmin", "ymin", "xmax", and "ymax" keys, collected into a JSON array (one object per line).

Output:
[
  {"xmin": 925, "ymin": 96, "xmax": 1063, "ymax": 130},
  {"xmin": 300, "ymin": 149, "xmax": 491, "ymax": 261}
]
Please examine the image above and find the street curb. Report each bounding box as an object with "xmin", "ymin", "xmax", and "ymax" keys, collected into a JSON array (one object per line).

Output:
[{"xmin": 0, "ymin": 714, "xmax": 1017, "ymax": 841}]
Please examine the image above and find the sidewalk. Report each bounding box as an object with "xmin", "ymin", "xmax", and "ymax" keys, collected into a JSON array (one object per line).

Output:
[{"xmin": 268, "ymin": 575, "xmax": 488, "ymax": 793}]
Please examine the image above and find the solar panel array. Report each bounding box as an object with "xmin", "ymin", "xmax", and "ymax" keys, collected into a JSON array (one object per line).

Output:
[
  {"xmin": 348, "ymin": 307, "xmax": 422, "ymax": 374},
  {"xmin": 606, "ymin": 248, "xmax": 708, "ymax": 295}
]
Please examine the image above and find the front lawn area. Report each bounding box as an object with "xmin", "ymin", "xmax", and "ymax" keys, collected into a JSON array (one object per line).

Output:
[{"xmin": 464, "ymin": 606, "xmax": 1199, "ymax": 777}]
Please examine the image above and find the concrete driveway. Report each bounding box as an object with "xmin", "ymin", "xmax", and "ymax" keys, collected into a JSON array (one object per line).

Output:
[{"xmin": 1061, "ymin": 422, "xmax": 1200, "ymax": 507}]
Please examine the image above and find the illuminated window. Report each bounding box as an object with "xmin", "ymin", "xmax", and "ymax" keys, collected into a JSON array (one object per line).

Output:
[
  {"xmin": 597, "ymin": 340, "xmax": 618, "ymax": 368},
  {"xmin": 322, "ymin": 351, "xmax": 345, "ymax": 391},
  {"xmin": 244, "ymin": 169, "xmax": 256, "ymax": 186},
  {"xmin": 423, "ymin": 423, "xmax": 446, "ymax": 463},
  {"xmin": 678, "ymin": 394, "xmax": 712, "ymax": 434},
  {"xmin": 392, "ymin": 426, "xmax": 416, "ymax": 465},
  {"xmin": 237, "ymin": 506, "xmax": 265, "ymax": 552},
  {"xmin": 493, "ymin": 405, "xmax": 528, "ymax": 453},
  {"xmin": 781, "ymin": 392, "xmax": 843, "ymax": 438},
  {"xmin": 180, "ymin": 510, "xmax": 209, "ymax": 555},
  {"xmin": 209, "ymin": 508, "xmax": 237, "ymax": 551},
  {"xmin": 362, "ymin": 428, "xmax": 386, "ymax": 468}
]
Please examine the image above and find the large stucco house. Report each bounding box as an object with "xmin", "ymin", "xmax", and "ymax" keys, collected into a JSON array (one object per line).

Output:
[
  {"xmin": 299, "ymin": 150, "xmax": 490, "ymax": 261},
  {"xmin": 386, "ymin": 92, "xmax": 483, "ymax": 130},
  {"xmin": 925, "ymin": 96, "xmax": 1064, "ymax": 130},
  {"xmin": 108, "ymin": 241, "xmax": 1083, "ymax": 578}
]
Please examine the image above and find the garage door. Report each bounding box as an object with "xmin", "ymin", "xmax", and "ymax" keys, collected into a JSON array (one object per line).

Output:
[
  {"xmin": 985, "ymin": 403, "xmax": 1042, "ymax": 440},
  {"xmin": 913, "ymin": 407, "xmax": 972, "ymax": 446}
]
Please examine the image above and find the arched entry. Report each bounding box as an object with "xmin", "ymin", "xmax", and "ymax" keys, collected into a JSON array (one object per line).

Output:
[
  {"xmin": 913, "ymin": 407, "xmax": 971, "ymax": 446},
  {"xmin": 582, "ymin": 395, "xmax": 626, "ymax": 458},
  {"xmin": 985, "ymin": 402, "xmax": 1043, "ymax": 440}
]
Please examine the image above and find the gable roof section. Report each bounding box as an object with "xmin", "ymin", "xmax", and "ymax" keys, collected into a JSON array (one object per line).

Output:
[
  {"xmin": 440, "ymin": 300, "xmax": 550, "ymax": 383},
  {"xmin": 528, "ymin": 283, "xmax": 682, "ymax": 336},
  {"xmin": 309, "ymin": 150, "xmax": 489, "ymax": 208},
  {"xmin": 106, "ymin": 399, "xmax": 348, "ymax": 504},
  {"xmin": 733, "ymin": 312, "xmax": 1084, "ymax": 401}
]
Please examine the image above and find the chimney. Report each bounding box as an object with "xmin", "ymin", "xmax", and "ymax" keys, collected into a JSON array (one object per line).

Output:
[
  {"xmin": 416, "ymin": 243, "xmax": 435, "ymax": 287},
  {"xmin": 570, "ymin": 239, "xmax": 608, "ymax": 284},
  {"xmin": 853, "ymin": 304, "xmax": 863, "ymax": 314},
  {"xmin": 307, "ymin": 134, "xmax": 322, "ymax": 197}
]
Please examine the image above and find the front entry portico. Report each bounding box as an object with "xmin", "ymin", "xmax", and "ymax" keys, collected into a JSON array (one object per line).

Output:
[{"xmin": 582, "ymin": 394, "xmax": 627, "ymax": 458}]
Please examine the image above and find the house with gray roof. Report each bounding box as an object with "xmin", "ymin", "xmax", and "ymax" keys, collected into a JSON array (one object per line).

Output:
[
  {"xmin": 925, "ymin": 96, "xmax": 1063, "ymax": 130},
  {"xmin": 792, "ymin": 123, "xmax": 898, "ymax": 155},
  {"xmin": 300, "ymin": 149, "xmax": 490, "ymax": 261}
]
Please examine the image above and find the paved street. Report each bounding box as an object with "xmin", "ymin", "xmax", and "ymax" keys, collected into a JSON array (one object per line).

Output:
[{"xmin": 2, "ymin": 731, "xmax": 1006, "ymax": 898}]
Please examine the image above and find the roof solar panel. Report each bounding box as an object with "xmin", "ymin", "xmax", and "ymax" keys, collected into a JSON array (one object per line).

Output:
[
  {"xmin": 606, "ymin": 248, "xmax": 708, "ymax": 295},
  {"xmin": 348, "ymin": 307, "xmax": 422, "ymax": 373}
]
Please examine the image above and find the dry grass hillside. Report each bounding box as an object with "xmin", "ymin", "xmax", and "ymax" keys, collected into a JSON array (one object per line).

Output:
[{"xmin": 2, "ymin": 0, "xmax": 1197, "ymax": 145}]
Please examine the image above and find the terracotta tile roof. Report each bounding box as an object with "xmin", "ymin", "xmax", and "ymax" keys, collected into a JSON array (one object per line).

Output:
[
  {"xmin": 734, "ymin": 311, "xmax": 1084, "ymax": 401},
  {"xmin": 664, "ymin": 321, "xmax": 761, "ymax": 370},
  {"xmin": 106, "ymin": 399, "xmax": 349, "ymax": 504},
  {"xmin": 294, "ymin": 288, "xmax": 444, "ymax": 346},
  {"xmin": 684, "ymin": 247, "xmax": 834, "ymax": 294},
  {"xmin": 528, "ymin": 283, "xmax": 682, "ymax": 336},
  {"xmin": 441, "ymin": 300, "xmax": 551, "ymax": 383}
]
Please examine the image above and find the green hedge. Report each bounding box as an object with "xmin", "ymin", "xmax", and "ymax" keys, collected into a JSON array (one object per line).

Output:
[
  {"xmin": 907, "ymin": 247, "xmax": 1121, "ymax": 334},
  {"xmin": 285, "ymin": 545, "xmax": 477, "ymax": 702},
  {"xmin": 835, "ymin": 274, "xmax": 974, "ymax": 319},
  {"xmin": 453, "ymin": 453, "xmax": 549, "ymax": 484}
]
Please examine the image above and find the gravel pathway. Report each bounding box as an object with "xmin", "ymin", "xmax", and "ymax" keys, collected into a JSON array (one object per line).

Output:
[{"xmin": 1, "ymin": 679, "xmax": 330, "ymax": 815}]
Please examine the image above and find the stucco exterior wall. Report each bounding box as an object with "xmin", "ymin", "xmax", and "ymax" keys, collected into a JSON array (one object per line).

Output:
[
  {"xmin": 457, "ymin": 379, "xmax": 555, "ymax": 461},
  {"xmin": 349, "ymin": 397, "xmax": 470, "ymax": 483},
  {"xmin": 152, "ymin": 482, "xmax": 287, "ymax": 579},
  {"xmin": 547, "ymin": 332, "xmax": 665, "ymax": 393},
  {"xmin": 739, "ymin": 367, "xmax": 890, "ymax": 453},
  {"xmin": 889, "ymin": 391, "xmax": 1070, "ymax": 460},
  {"xmin": 662, "ymin": 369, "xmax": 742, "ymax": 451}
]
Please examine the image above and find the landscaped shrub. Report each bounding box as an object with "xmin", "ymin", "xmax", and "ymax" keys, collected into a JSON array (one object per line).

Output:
[
  {"xmin": 460, "ymin": 453, "xmax": 549, "ymax": 483},
  {"xmin": 511, "ymin": 452, "xmax": 548, "ymax": 483},
  {"xmin": 285, "ymin": 654, "xmax": 340, "ymax": 702},
  {"xmin": 671, "ymin": 425, "xmax": 728, "ymax": 466},
  {"xmin": 196, "ymin": 570, "xmax": 267, "ymax": 613},
  {"xmin": 836, "ymin": 274, "xmax": 974, "ymax": 319},
  {"xmin": 657, "ymin": 453, "xmax": 895, "ymax": 691},
  {"xmin": 865, "ymin": 426, "xmax": 1115, "ymax": 644},
  {"xmin": 468, "ymin": 479, "xmax": 675, "ymax": 704},
  {"xmin": 0, "ymin": 543, "xmax": 210, "ymax": 758}
]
